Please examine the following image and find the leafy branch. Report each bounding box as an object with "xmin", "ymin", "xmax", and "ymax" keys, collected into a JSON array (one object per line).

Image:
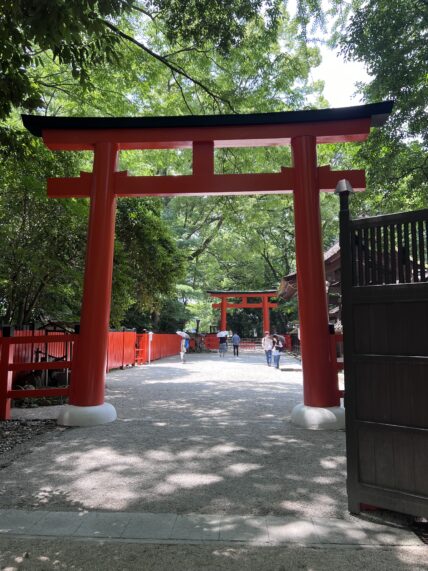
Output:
[{"xmin": 102, "ymin": 20, "xmax": 235, "ymax": 112}]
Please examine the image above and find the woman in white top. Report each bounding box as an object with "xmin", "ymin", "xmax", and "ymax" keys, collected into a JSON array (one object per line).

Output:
[{"xmin": 261, "ymin": 331, "xmax": 273, "ymax": 366}]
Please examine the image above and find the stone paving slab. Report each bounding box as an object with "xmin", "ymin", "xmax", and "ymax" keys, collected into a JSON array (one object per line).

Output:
[
  {"xmin": 170, "ymin": 514, "xmax": 221, "ymax": 541},
  {"xmin": 312, "ymin": 516, "xmax": 372, "ymax": 545},
  {"xmin": 219, "ymin": 515, "xmax": 269, "ymax": 542},
  {"xmin": 73, "ymin": 512, "xmax": 130, "ymax": 538},
  {"xmin": 123, "ymin": 513, "xmax": 177, "ymax": 539},
  {"xmin": 0, "ymin": 509, "xmax": 46, "ymax": 535},
  {"xmin": 0, "ymin": 509, "xmax": 420, "ymax": 547},
  {"xmin": 36, "ymin": 511, "xmax": 84, "ymax": 536},
  {"xmin": 267, "ymin": 515, "xmax": 319, "ymax": 544}
]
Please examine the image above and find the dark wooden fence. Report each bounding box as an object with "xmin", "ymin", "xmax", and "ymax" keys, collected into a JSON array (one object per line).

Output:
[
  {"xmin": 339, "ymin": 195, "xmax": 428, "ymax": 519},
  {"xmin": 349, "ymin": 209, "xmax": 428, "ymax": 286}
]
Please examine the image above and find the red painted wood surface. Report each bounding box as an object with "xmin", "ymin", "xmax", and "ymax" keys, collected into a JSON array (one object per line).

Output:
[
  {"xmin": 135, "ymin": 334, "xmax": 182, "ymax": 365},
  {"xmin": 69, "ymin": 142, "xmax": 119, "ymax": 407},
  {"xmin": 292, "ymin": 135, "xmax": 339, "ymax": 407},
  {"xmin": 0, "ymin": 330, "xmax": 142, "ymax": 420},
  {"xmin": 149, "ymin": 334, "xmax": 181, "ymax": 361},
  {"xmin": 205, "ymin": 334, "xmax": 220, "ymax": 350},
  {"xmin": 24, "ymin": 107, "xmax": 390, "ymax": 416},
  {"xmin": 135, "ymin": 334, "xmax": 148, "ymax": 364},
  {"xmin": 106, "ymin": 331, "xmax": 136, "ymax": 370},
  {"xmin": 41, "ymin": 118, "xmax": 372, "ymax": 151},
  {"xmin": 11, "ymin": 331, "xmax": 73, "ymax": 365},
  {"xmin": 209, "ymin": 292, "xmax": 278, "ymax": 336},
  {"xmin": 0, "ymin": 334, "xmax": 14, "ymax": 420},
  {"xmin": 48, "ymin": 168, "xmax": 366, "ymax": 198}
]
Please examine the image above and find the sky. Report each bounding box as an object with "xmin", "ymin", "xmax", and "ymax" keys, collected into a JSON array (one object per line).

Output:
[
  {"xmin": 285, "ymin": 0, "xmax": 371, "ymax": 108},
  {"xmin": 312, "ymin": 44, "xmax": 371, "ymax": 108}
]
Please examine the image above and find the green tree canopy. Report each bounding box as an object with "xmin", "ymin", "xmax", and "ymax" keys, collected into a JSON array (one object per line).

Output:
[
  {"xmin": 0, "ymin": 0, "xmax": 284, "ymax": 119},
  {"xmin": 340, "ymin": 0, "xmax": 428, "ymax": 211},
  {"xmin": 0, "ymin": 129, "xmax": 184, "ymax": 327}
]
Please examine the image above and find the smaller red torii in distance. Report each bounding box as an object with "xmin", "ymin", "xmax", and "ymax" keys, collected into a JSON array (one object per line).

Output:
[{"xmin": 208, "ymin": 290, "xmax": 278, "ymax": 333}]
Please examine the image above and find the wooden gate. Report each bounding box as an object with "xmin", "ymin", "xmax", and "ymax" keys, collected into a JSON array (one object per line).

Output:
[{"xmin": 339, "ymin": 194, "xmax": 428, "ymax": 518}]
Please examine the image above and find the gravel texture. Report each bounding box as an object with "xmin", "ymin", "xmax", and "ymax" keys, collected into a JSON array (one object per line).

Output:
[
  {"xmin": 1, "ymin": 352, "xmax": 427, "ymax": 569},
  {"xmin": 0, "ymin": 419, "xmax": 65, "ymax": 469},
  {"xmin": 2, "ymin": 354, "xmax": 351, "ymax": 517},
  {"xmin": 0, "ymin": 538, "xmax": 427, "ymax": 571}
]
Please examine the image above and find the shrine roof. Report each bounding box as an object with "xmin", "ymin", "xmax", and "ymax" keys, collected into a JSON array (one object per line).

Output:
[{"xmin": 22, "ymin": 101, "xmax": 393, "ymax": 137}]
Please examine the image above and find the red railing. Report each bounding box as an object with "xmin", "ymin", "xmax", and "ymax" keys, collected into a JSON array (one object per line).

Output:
[
  {"xmin": 106, "ymin": 331, "xmax": 136, "ymax": 371},
  {"xmin": 0, "ymin": 330, "xmax": 182, "ymax": 420},
  {"xmin": 11, "ymin": 329, "xmax": 74, "ymax": 367},
  {"xmin": 0, "ymin": 333, "xmax": 75, "ymax": 420},
  {"xmin": 1, "ymin": 329, "xmax": 344, "ymax": 420},
  {"xmin": 204, "ymin": 334, "xmax": 220, "ymax": 350},
  {"xmin": 135, "ymin": 333, "xmax": 181, "ymax": 364}
]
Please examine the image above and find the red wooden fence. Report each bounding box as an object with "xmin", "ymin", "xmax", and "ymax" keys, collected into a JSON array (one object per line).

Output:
[
  {"xmin": 0, "ymin": 329, "xmax": 345, "ymax": 420},
  {"xmin": 106, "ymin": 331, "xmax": 137, "ymax": 371},
  {"xmin": 135, "ymin": 333, "xmax": 181, "ymax": 364},
  {"xmin": 204, "ymin": 334, "xmax": 293, "ymax": 351},
  {"xmin": 0, "ymin": 330, "xmax": 182, "ymax": 420},
  {"xmin": 0, "ymin": 333, "xmax": 75, "ymax": 420}
]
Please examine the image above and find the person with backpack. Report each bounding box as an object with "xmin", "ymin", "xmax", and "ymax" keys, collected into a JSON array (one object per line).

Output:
[
  {"xmin": 272, "ymin": 334, "xmax": 284, "ymax": 369},
  {"xmin": 218, "ymin": 335, "xmax": 228, "ymax": 357}
]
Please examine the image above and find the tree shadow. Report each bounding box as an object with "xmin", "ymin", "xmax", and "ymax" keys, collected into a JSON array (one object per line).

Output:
[{"xmin": 2, "ymin": 353, "xmax": 423, "ymax": 567}]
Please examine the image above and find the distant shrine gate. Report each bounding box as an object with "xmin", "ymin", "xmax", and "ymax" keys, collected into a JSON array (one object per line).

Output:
[
  {"xmin": 23, "ymin": 102, "xmax": 393, "ymax": 426},
  {"xmin": 208, "ymin": 290, "xmax": 278, "ymax": 333}
]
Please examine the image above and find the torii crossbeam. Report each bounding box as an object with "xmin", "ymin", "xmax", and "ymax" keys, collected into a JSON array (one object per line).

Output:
[{"xmin": 22, "ymin": 101, "xmax": 393, "ymax": 428}]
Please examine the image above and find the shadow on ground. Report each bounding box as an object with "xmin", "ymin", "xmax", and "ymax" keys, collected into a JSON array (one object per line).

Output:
[{"xmin": 3, "ymin": 353, "xmax": 423, "ymax": 568}]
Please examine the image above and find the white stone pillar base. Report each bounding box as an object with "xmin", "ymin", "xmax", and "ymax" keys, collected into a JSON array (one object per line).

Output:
[
  {"xmin": 291, "ymin": 403, "xmax": 345, "ymax": 430},
  {"xmin": 57, "ymin": 403, "xmax": 117, "ymax": 427}
]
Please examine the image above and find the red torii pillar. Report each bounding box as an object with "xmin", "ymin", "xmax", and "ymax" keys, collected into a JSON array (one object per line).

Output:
[
  {"xmin": 22, "ymin": 102, "xmax": 392, "ymax": 428},
  {"xmin": 220, "ymin": 297, "xmax": 227, "ymax": 331},
  {"xmin": 292, "ymin": 135, "xmax": 337, "ymax": 409},
  {"xmin": 61, "ymin": 142, "xmax": 119, "ymax": 425},
  {"xmin": 262, "ymin": 295, "xmax": 270, "ymax": 334}
]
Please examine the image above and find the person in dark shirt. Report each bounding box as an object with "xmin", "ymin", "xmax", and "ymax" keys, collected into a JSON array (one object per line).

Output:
[
  {"xmin": 272, "ymin": 334, "xmax": 284, "ymax": 369},
  {"xmin": 231, "ymin": 332, "xmax": 241, "ymax": 356}
]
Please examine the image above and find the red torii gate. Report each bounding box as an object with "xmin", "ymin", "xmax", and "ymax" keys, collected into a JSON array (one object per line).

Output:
[
  {"xmin": 22, "ymin": 101, "xmax": 393, "ymax": 428},
  {"xmin": 207, "ymin": 290, "xmax": 278, "ymax": 333}
]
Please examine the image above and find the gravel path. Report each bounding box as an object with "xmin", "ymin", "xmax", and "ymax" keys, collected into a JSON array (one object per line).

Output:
[
  {"xmin": 1, "ymin": 538, "xmax": 427, "ymax": 571},
  {"xmin": 0, "ymin": 353, "xmax": 409, "ymax": 522},
  {"xmin": 1, "ymin": 353, "xmax": 351, "ymax": 518},
  {"xmin": 0, "ymin": 419, "xmax": 66, "ymax": 470},
  {"xmin": 1, "ymin": 352, "xmax": 426, "ymax": 569}
]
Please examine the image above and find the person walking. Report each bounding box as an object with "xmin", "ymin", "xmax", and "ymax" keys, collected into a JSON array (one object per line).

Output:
[
  {"xmin": 231, "ymin": 332, "xmax": 241, "ymax": 356},
  {"xmin": 218, "ymin": 335, "xmax": 228, "ymax": 358},
  {"xmin": 272, "ymin": 334, "xmax": 284, "ymax": 369},
  {"xmin": 261, "ymin": 331, "xmax": 273, "ymax": 366},
  {"xmin": 180, "ymin": 337, "xmax": 187, "ymax": 363}
]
